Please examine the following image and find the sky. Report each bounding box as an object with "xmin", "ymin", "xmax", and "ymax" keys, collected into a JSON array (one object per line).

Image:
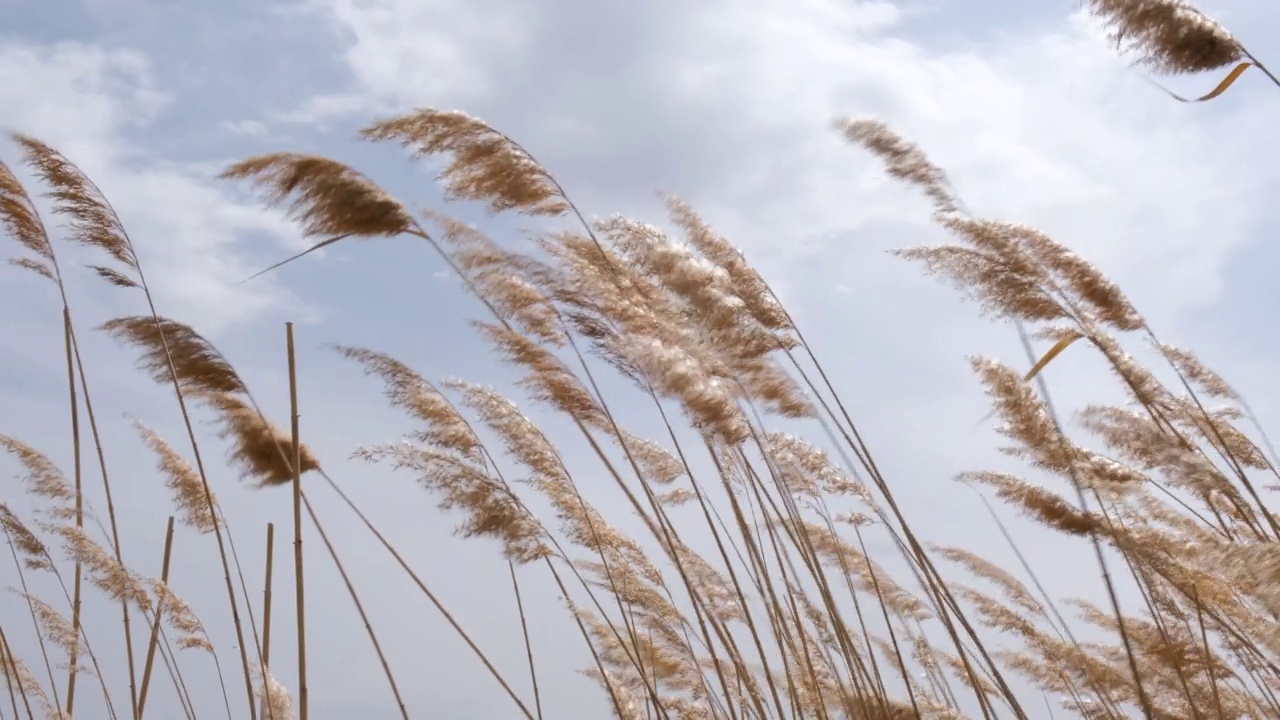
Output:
[{"xmin": 0, "ymin": 0, "xmax": 1278, "ymax": 717}]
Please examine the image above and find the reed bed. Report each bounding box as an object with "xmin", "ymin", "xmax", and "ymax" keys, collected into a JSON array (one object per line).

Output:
[{"xmin": 0, "ymin": 1, "xmax": 1277, "ymax": 718}]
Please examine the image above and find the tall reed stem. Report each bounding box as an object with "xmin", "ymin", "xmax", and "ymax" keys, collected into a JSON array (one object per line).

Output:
[
  {"xmin": 286, "ymin": 322, "xmax": 309, "ymax": 720},
  {"xmin": 60, "ymin": 309, "xmax": 87, "ymax": 718},
  {"xmin": 262, "ymin": 523, "xmax": 275, "ymax": 670},
  {"xmin": 137, "ymin": 517, "xmax": 175, "ymax": 716}
]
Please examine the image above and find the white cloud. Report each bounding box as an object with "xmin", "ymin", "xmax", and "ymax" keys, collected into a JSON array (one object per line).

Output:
[
  {"xmin": 221, "ymin": 118, "xmax": 268, "ymax": 136},
  {"xmin": 281, "ymin": 0, "xmax": 534, "ymax": 123},
  {"xmin": 659, "ymin": 3, "xmax": 1277, "ymax": 318},
  {"xmin": 0, "ymin": 40, "xmax": 308, "ymax": 334},
  {"xmin": 0, "ymin": 42, "xmax": 166, "ymax": 163},
  {"xmin": 298, "ymin": 0, "xmax": 1277, "ymax": 324}
]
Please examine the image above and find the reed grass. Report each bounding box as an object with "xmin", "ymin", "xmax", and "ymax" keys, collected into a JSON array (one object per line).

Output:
[{"xmin": 0, "ymin": 1, "xmax": 1276, "ymax": 718}]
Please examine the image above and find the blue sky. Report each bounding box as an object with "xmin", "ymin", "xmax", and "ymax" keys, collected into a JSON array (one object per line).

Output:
[{"xmin": 0, "ymin": 0, "xmax": 1278, "ymax": 717}]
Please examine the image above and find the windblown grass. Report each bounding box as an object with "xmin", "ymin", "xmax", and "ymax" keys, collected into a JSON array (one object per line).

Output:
[{"xmin": 1, "ymin": 2, "xmax": 1278, "ymax": 718}]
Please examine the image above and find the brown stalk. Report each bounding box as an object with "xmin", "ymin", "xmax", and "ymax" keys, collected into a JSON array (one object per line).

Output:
[
  {"xmin": 286, "ymin": 322, "xmax": 308, "ymax": 720},
  {"xmin": 216, "ymin": 505, "xmax": 271, "ymax": 713},
  {"xmin": 0, "ymin": 625, "xmax": 34, "ymax": 720},
  {"xmin": 539, "ymin": 319, "xmax": 752, "ymax": 717},
  {"xmin": 739, "ymin": 411, "xmax": 915, "ymax": 718},
  {"xmin": 0, "ymin": 626, "xmax": 21, "ymax": 720},
  {"xmin": 67, "ymin": 319, "xmax": 142, "ymax": 720},
  {"xmin": 508, "ymin": 561, "xmax": 543, "ymax": 720},
  {"xmin": 702, "ymin": 444, "xmax": 797, "ymax": 719},
  {"xmin": 782, "ymin": 332, "xmax": 1023, "ymax": 718},
  {"xmin": 738, "ymin": 425, "xmax": 927, "ymax": 719},
  {"xmin": 814, "ymin": 512, "xmax": 892, "ymax": 714},
  {"xmin": 262, "ymin": 523, "xmax": 274, "ymax": 670},
  {"xmin": 60, "ymin": 307, "xmax": 88, "ymax": 718},
  {"xmin": 1192, "ymin": 589, "xmax": 1226, "ymax": 720},
  {"xmin": 315, "ymin": 475, "xmax": 537, "ymax": 720},
  {"xmin": 964, "ymin": 488, "xmax": 1123, "ymax": 718},
  {"xmin": 137, "ymin": 516, "xmax": 175, "ymax": 717},
  {"xmin": 298, "ymin": 492, "xmax": 408, "ymax": 717}
]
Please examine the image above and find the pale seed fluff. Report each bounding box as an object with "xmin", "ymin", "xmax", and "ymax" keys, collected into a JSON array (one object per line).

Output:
[
  {"xmin": 258, "ymin": 666, "xmax": 297, "ymax": 720},
  {"xmin": 1086, "ymin": 0, "xmax": 1243, "ymax": 75},
  {"xmin": 609, "ymin": 333, "xmax": 749, "ymax": 444},
  {"xmin": 837, "ymin": 117, "xmax": 958, "ymax": 215}
]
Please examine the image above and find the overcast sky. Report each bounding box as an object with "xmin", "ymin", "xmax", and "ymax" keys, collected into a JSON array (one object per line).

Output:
[{"xmin": 1, "ymin": 0, "xmax": 1278, "ymax": 717}]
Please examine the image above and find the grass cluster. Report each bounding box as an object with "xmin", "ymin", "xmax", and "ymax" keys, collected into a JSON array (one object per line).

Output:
[{"xmin": 1, "ymin": 1, "xmax": 1279, "ymax": 718}]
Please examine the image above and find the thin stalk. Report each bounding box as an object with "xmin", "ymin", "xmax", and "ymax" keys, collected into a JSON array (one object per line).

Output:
[
  {"xmin": 508, "ymin": 562, "xmax": 543, "ymax": 720},
  {"xmin": 1192, "ymin": 590, "xmax": 1225, "ymax": 720},
  {"xmin": 1242, "ymin": 51, "xmax": 1280, "ymax": 91},
  {"xmin": 60, "ymin": 309, "xmax": 88, "ymax": 718},
  {"xmin": 218, "ymin": 507, "xmax": 270, "ymax": 707},
  {"xmin": 67, "ymin": 319, "xmax": 142, "ymax": 720},
  {"xmin": 299, "ymin": 493, "xmax": 408, "ymax": 718},
  {"xmin": 314, "ymin": 476, "xmax": 536, "ymax": 719},
  {"xmin": 138, "ymin": 517, "xmax": 175, "ymax": 716},
  {"xmin": 262, "ymin": 523, "xmax": 275, "ymax": 670},
  {"xmin": 286, "ymin": 322, "xmax": 308, "ymax": 720},
  {"xmin": 0, "ymin": 626, "xmax": 33, "ymax": 720},
  {"xmin": 3, "ymin": 530, "xmax": 61, "ymax": 716},
  {"xmin": 1015, "ymin": 326, "xmax": 1154, "ymax": 720}
]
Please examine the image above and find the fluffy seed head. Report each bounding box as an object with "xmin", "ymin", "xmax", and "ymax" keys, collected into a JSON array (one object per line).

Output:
[
  {"xmin": 0, "ymin": 435, "xmax": 77, "ymax": 520},
  {"xmin": 133, "ymin": 419, "xmax": 219, "ymax": 533},
  {"xmin": 361, "ymin": 109, "xmax": 569, "ymax": 216},
  {"xmin": 101, "ymin": 316, "xmax": 248, "ymax": 395},
  {"xmin": 221, "ymin": 153, "xmax": 413, "ymax": 238},
  {"xmin": 838, "ymin": 118, "xmax": 959, "ymax": 215},
  {"xmin": 12, "ymin": 133, "xmax": 139, "ymax": 281},
  {"xmin": 197, "ymin": 392, "xmax": 320, "ymax": 487},
  {"xmin": 1086, "ymin": 0, "xmax": 1244, "ymax": 75},
  {"xmin": 0, "ymin": 158, "xmax": 56, "ymax": 283}
]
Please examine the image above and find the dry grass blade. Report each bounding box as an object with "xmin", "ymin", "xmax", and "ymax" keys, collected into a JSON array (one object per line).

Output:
[
  {"xmin": 1024, "ymin": 331, "xmax": 1083, "ymax": 382},
  {"xmin": 360, "ymin": 109, "xmax": 570, "ymax": 216},
  {"xmin": 100, "ymin": 316, "xmax": 248, "ymax": 395},
  {"xmin": 1155, "ymin": 60, "xmax": 1255, "ymax": 102}
]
